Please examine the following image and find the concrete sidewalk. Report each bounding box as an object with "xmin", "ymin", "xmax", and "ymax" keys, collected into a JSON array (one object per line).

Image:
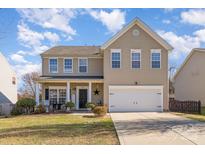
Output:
[{"xmin": 111, "ymin": 112, "xmax": 205, "ymax": 145}]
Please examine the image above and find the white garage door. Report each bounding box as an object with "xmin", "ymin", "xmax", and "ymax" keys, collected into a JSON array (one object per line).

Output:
[{"xmin": 109, "ymin": 86, "xmax": 163, "ymax": 112}]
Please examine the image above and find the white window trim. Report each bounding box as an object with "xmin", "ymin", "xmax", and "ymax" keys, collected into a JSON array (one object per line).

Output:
[
  {"xmin": 49, "ymin": 57, "xmax": 58, "ymax": 73},
  {"xmin": 111, "ymin": 49, "xmax": 121, "ymax": 69},
  {"xmin": 78, "ymin": 57, "xmax": 88, "ymax": 73},
  {"xmin": 64, "ymin": 57, "xmax": 73, "ymax": 73},
  {"xmin": 150, "ymin": 49, "xmax": 161, "ymax": 69},
  {"xmin": 48, "ymin": 86, "xmax": 67, "ymax": 105},
  {"xmin": 131, "ymin": 49, "xmax": 141, "ymax": 69}
]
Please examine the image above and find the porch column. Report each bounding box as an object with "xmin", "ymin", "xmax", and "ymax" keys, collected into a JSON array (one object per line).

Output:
[
  {"xmin": 88, "ymin": 81, "xmax": 92, "ymax": 102},
  {"xmin": 35, "ymin": 83, "xmax": 40, "ymax": 106},
  {"xmin": 66, "ymin": 81, "xmax": 71, "ymax": 102}
]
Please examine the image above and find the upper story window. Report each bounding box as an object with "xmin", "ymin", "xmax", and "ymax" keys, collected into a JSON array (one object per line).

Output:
[
  {"xmin": 12, "ymin": 77, "xmax": 16, "ymax": 85},
  {"xmin": 131, "ymin": 49, "xmax": 141, "ymax": 69},
  {"xmin": 49, "ymin": 58, "xmax": 58, "ymax": 73},
  {"xmin": 64, "ymin": 58, "xmax": 73, "ymax": 73},
  {"xmin": 111, "ymin": 49, "xmax": 121, "ymax": 69},
  {"xmin": 151, "ymin": 49, "xmax": 161, "ymax": 69},
  {"xmin": 78, "ymin": 58, "xmax": 88, "ymax": 73}
]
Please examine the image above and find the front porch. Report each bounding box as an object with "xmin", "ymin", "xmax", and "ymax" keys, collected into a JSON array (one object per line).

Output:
[{"xmin": 35, "ymin": 78, "xmax": 104, "ymax": 112}]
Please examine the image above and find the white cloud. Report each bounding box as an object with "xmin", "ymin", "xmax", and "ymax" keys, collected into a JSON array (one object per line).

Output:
[
  {"xmin": 162, "ymin": 19, "xmax": 171, "ymax": 24},
  {"xmin": 18, "ymin": 22, "xmax": 60, "ymax": 47},
  {"xmin": 43, "ymin": 32, "xmax": 60, "ymax": 43},
  {"xmin": 157, "ymin": 30, "xmax": 201, "ymax": 59},
  {"xmin": 10, "ymin": 51, "xmax": 43, "ymax": 83},
  {"xmin": 16, "ymin": 50, "xmax": 27, "ymax": 55},
  {"xmin": 181, "ymin": 9, "xmax": 205, "ymax": 26},
  {"xmin": 16, "ymin": 45, "xmax": 49, "ymax": 57},
  {"xmin": 17, "ymin": 21, "xmax": 44, "ymax": 48},
  {"xmin": 10, "ymin": 53, "xmax": 28, "ymax": 63},
  {"xmin": 17, "ymin": 9, "xmax": 77, "ymax": 35},
  {"xmin": 13, "ymin": 62, "xmax": 41, "ymax": 79},
  {"xmin": 88, "ymin": 9, "xmax": 126, "ymax": 34},
  {"xmin": 17, "ymin": 22, "xmax": 54, "ymax": 56},
  {"xmin": 31, "ymin": 45, "xmax": 50, "ymax": 55},
  {"xmin": 66, "ymin": 35, "xmax": 73, "ymax": 41},
  {"xmin": 193, "ymin": 29, "xmax": 205, "ymax": 42}
]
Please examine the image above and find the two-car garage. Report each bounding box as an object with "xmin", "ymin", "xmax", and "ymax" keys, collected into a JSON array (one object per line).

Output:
[{"xmin": 109, "ymin": 86, "xmax": 163, "ymax": 112}]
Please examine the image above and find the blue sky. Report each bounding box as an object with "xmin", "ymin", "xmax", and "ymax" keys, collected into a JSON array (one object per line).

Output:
[{"xmin": 1, "ymin": 8, "xmax": 205, "ymax": 88}]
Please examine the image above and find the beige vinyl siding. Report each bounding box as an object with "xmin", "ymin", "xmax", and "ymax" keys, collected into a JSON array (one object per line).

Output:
[
  {"xmin": 42, "ymin": 57, "xmax": 103, "ymax": 76},
  {"xmin": 103, "ymin": 24, "xmax": 169, "ymax": 110},
  {"xmin": 174, "ymin": 51, "xmax": 205, "ymax": 106}
]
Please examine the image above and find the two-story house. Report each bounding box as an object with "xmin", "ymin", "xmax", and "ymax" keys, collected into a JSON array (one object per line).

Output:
[
  {"xmin": 173, "ymin": 48, "xmax": 205, "ymax": 106},
  {"xmin": 0, "ymin": 52, "xmax": 17, "ymax": 115},
  {"xmin": 36, "ymin": 18, "xmax": 173, "ymax": 112}
]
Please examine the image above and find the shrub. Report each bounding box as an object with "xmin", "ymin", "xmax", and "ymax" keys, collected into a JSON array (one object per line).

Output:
[
  {"xmin": 16, "ymin": 98, "xmax": 36, "ymax": 114},
  {"xmin": 11, "ymin": 107, "xmax": 23, "ymax": 116},
  {"xmin": 92, "ymin": 105, "xmax": 107, "ymax": 117},
  {"xmin": 35, "ymin": 104, "xmax": 46, "ymax": 114},
  {"xmin": 85, "ymin": 102, "xmax": 96, "ymax": 110},
  {"xmin": 65, "ymin": 101, "xmax": 75, "ymax": 110}
]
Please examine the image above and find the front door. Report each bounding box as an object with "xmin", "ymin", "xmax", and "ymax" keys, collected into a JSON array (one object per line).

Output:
[{"xmin": 79, "ymin": 89, "xmax": 88, "ymax": 108}]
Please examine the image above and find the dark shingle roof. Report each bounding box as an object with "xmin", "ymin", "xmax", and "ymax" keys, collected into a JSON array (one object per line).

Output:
[
  {"xmin": 41, "ymin": 46, "xmax": 102, "ymax": 57},
  {"xmin": 0, "ymin": 92, "xmax": 12, "ymax": 104}
]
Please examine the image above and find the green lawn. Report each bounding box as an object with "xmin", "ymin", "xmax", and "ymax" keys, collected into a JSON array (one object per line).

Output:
[
  {"xmin": 0, "ymin": 114, "xmax": 119, "ymax": 145},
  {"xmin": 173, "ymin": 107, "xmax": 205, "ymax": 122},
  {"xmin": 201, "ymin": 107, "xmax": 205, "ymax": 115}
]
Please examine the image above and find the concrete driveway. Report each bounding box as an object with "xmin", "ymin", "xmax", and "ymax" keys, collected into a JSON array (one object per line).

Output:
[{"xmin": 110, "ymin": 112, "xmax": 205, "ymax": 145}]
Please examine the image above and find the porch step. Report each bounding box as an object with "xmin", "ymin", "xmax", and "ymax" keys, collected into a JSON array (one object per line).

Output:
[
  {"xmin": 51, "ymin": 109, "xmax": 92, "ymax": 113},
  {"xmin": 53, "ymin": 110, "xmax": 66, "ymax": 113},
  {"xmin": 71, "ymin": 110, "xmax": 92, "ymax": 113}
]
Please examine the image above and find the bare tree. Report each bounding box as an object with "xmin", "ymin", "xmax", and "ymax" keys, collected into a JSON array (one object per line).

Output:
[
  {"xmin": 169, "ymin": 66, "xmax": 176, "ymax": 80},
  {"xmin": 19, "ymin": 72, "xmax": 40, "ymax": 99},
  {"xmin": 168, "ymin": 66, "xmax": 176, "ymax": 95}
]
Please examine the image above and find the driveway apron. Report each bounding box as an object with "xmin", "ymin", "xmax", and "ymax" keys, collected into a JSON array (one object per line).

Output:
[{"xmin": 111, "ymin": 112, "xmax": 205, "ymax": 145}]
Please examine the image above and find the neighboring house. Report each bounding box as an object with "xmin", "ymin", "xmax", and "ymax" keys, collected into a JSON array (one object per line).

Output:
[
  {"xmin": 36, "ymin": 18, "xmax": 173, "ymax": 112},
  {"xmin": 173, "ymin": 48, "xmax": 205, "ymax": 106},
  {"xmin": 0, "ymin": 52, "xmax": 17, "ymax": 115}
]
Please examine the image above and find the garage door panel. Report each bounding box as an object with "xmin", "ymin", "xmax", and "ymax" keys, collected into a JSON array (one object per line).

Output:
[{"xmin": 109, "ymin": 86, "xmax": 163, "ymax": 112}]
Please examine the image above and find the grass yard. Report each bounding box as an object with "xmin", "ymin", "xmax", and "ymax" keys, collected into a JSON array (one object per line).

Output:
[
  {"xmin": 0, "ymin": 114, "xmax": 119, "ymax": 145},
  {"xmin": 173, "ymin": 107, "xmax": 205, "ymax": 122}
]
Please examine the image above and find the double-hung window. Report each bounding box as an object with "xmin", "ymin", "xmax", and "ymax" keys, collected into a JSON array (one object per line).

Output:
[
  {"xmin": 64, "ymin": 58, "xmax": 73, "ymax": 73},
  {"xmin": 131, "ymin": 49, "xmax": 141, "ymax": 69},
  {"xmin": 111, "ymin": 49, "xmax": 121, "ymax": 68},
  {"xmin": 78, "ymin": 58, "xmax": 88, "ymax": 73},
  {"xmin": 151, "ymin": 49, "xmax": 161, "ymax": 68},
  {"xmin": 49, "ymin": 58, "xmax": 58, "ymax": 73}
]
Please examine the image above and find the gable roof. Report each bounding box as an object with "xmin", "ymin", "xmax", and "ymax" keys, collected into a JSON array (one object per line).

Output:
[
  {"xmin": 101, "ymin": 18, "xmax": 173, "ymax": 51},
  {"xmin": 0, "ymin": 92, "xmax": 12, "ymax": 104},
  {"xmin": 173, "ymin": 48, "xmax": 205, "ymax": 80},
  {"xmin": 41, "ymin": 46, "xmax": 102, "ymax": 57},
  {"xmin": 41, "ymin": 17, "xmax": 173, "ymax": 56}
]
